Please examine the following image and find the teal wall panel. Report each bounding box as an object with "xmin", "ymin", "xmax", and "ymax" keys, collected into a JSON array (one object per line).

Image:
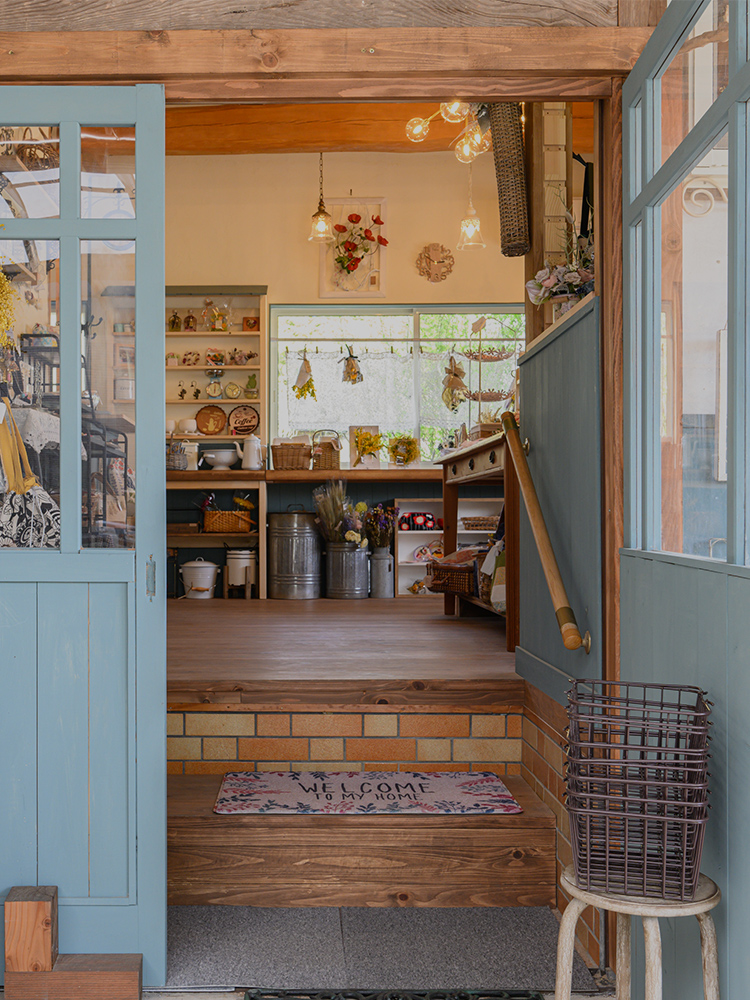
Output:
[
  {"xmin": 621, "ymin": 552, "xmax": 736, "ymax": 998},
  {"xmin": 89, "ymin": 583, "xmax": 131, "ymax": 899},
  {"xmin": 37, "ymin": 583, "xmax": 91, "ymax": 899},
  {"xmin": 517, "ymin": 298, "xmax": 602, "ymax": 702}
]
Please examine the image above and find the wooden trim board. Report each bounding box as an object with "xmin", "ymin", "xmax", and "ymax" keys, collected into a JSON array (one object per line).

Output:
[
  {"xmin": 4, "ymin": 954, "xmax": 142, "ymax": 1000},
  {"xmin": 168, "ymin": 773, "xmax": 556, "ymax": 907}
]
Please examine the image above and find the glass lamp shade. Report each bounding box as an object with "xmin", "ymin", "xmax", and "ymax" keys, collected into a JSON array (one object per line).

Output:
[
  {"xmin": 455, "ymin": 133, "xmax": 477, "ymax": 163},
  {"xmin": 406, "ymin": 117, "xmax": 430, "ymax": 142},
  {"xmin": 308, "ymin": 199, "xmax": 334, "ymax": 243},
  {"xmin": 440, "ymin": 100, "xmax": 470, "ymax": 123},
  {"xmin": 457, "ymin": 206, "xmax": 486, "ymax": 250},
  {"xmin": 468, "ymin": 125, "xmax": 493, "ymax": 154}
]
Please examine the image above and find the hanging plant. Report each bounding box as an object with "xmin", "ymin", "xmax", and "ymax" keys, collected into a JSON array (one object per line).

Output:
[
  {"xmin": 340, "ymin": 345, "xmax": 363, "ymax": 385},
  {"xmin": 333, "ymin": 212, "xmax": 388, "ymax": 274},
  {"xmin": 293, "ymin": 352, "xmax": 317, "ymax": 400}
]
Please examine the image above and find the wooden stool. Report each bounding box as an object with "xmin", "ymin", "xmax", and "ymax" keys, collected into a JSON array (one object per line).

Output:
[{"xmin": 555, "ymin": 864, "xmax": 721, "ymax": 1000}]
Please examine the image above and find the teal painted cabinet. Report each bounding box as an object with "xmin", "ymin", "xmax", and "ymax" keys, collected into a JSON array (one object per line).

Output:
[{"xmin": 0, "ymin": 86, "xmax": 166, "ymax": 985}]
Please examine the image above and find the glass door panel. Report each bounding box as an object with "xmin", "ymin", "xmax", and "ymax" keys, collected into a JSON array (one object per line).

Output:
[
  {"xmin": 81, "ymin": 126, "xmax": 135, "ymax": 219},
  {"xmin": 81, "ymin": 239, "xmax": 135, "ymax": 548},
  {"xmin": 0, "ymin": 125, "xmax": 60, "ymax": 218}
]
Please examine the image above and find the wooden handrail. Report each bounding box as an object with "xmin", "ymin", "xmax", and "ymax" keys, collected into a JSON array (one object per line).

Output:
[{"xmin": 501, "ymin": 411, "xmax": 590, "ymax": 654}]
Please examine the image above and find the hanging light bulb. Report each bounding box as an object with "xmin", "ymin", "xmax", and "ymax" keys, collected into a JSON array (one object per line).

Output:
[
  {"xmin": 457, "ymin": 163, "xmax": 486, "ymax": 251},
  {"xmin": 308, "ymin": 152, "xmax": 334, "ymax": 243},
  {"xmin": 454, "ymin": 128, "xmax": 477, "ymax": 164},
  {"xmin": 440, "ymin": 100, "xmax": 470, "ymax": 123},
  {"xmin": 406, "ymin": 116, "xmax": 431, "ymax": 142}
]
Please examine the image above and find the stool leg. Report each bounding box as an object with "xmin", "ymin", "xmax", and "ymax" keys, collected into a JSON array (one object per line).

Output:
[
  {"xmin": 554, "ymin": 898, "xmax": 586, "ymax": 1000},
  {"xmin": 696, "ymin": 912, "xmax": 720, "ymax": 1000},
  {"xmin": 642, "ymin": 916, "xmax": 662, "ymax": 1000},
  {"xmin": 616, "ymin": 912, "xmax": 631, "ymax": 1000}
]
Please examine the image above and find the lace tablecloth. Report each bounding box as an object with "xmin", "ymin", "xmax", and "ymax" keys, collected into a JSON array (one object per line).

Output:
[{"xmin": 11, "ymin": 407, "xmax": 86, "ymax": 457}]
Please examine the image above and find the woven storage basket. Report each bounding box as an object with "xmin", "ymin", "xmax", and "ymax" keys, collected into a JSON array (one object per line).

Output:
[
  {"xmin": 312, "ymin": 430, "xmax": 341, "ymax": 471},
  {"xmin": 479, "ymin": 571, "xmax": 492, "ymax": 604},
  {"xmin": 461, "ymin": 515, "xmax": 500, "ymax": 532},
  {"xmin": 203, "ymin": 510, "xmax": 255, "ymax": 533},
  {"xmin": 565, "ymin": 679, "xmax": 711, "ymax": 900},
  {"xmin": 426, "ymin": 560, "xmax": 478, "ymax": 597},
  {"xmin": 489, "ymin": 102, "xmax": 530, "ymax": 258},
  {"xmin": 271, "ymin": 443, "xmax": 312, "ymax": 470}
]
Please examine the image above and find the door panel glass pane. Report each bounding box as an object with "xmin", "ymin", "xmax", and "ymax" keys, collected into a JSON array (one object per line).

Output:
[
  {"xmin": 81, "ymin": 239, "xmax": 135, "ymax": 548},
  {"xmin": 0, "ymin": 126, "xmax": 60, "ymax": 218},
  {"xmin": 660, "ymin": 135, "xmax": 728, "ymax": 558},
  {"xmin": 660, "ymin": 0, "xmax": 729, "ymax": 165},
  {"xmin": 1, "ymin": 239, "xmax": 61, "ymax": 548},
  {"xmin": 81, "ymin": 127, "xmax": 135, "ymax": 220}
]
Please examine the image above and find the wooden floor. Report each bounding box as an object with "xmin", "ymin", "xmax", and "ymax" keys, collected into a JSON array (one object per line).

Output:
[
  {"xmin": 168, "ymin": 773, "xmax": 556, "ymax": 908},
  {"xmin": 168, "ymin": 597, "xmax": 520, "ymax": 708}
]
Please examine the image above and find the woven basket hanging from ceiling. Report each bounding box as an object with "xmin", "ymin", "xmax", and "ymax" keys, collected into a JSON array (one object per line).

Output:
[{"xmin": 488, "ymin": 102, "xmax": 530, "ymax": 258}]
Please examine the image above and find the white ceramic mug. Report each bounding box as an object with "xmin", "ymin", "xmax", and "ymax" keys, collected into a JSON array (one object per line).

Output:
[
  {"xmin": 165, "ymin": 419, "xmax": 176, "ymax": 433},
  {"xmin": 178, "ymin": 417, "xmax": 197, "ymax": 433}
]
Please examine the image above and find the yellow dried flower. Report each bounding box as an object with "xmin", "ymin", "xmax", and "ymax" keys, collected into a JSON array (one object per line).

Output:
[
  {"xmin": 0, "ymin": 265, "xmax": 19, "ymax": 349},
  {"xmin": 353, "ymin": 427, "xmax": 383, "ymax": 466},
  {"xmin": 293, "ymin": 376, "xmax": 317, "ymax": 400}
]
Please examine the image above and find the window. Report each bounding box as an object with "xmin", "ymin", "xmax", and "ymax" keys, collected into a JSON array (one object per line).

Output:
[{"xmin": 271, "ymin": 305, "xmax": 524, "ymax": 461}]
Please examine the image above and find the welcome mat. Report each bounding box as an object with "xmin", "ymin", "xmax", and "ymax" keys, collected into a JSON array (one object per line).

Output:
[
  {"xmin": 245, "ymin": 991, "xmax": 545, "ymax": 1000},
  {"xmin": 214, "ymin": 770, "xmax": 523, "ymax": 815}
]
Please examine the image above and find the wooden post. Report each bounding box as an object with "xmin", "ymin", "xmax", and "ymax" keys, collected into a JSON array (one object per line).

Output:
[{"xmin": 4, "ymin": 887, "xmax": 58, "ymax": 973}]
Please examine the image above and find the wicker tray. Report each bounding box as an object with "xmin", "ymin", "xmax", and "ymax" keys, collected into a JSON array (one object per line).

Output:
[
  {"xmin": 461, "ymin": 515, "xmax": 500, "ymax": 532},
  {"xmin": 271, "ymin": 443, "xmax": 312, "ymax": 470},
  {"xmin": 203, "ymin": 510, "xmax": 255, "ymax": 533},
  {"xmin": 426, "ymin": 560, "xmax": 478, "ymax": 597}
]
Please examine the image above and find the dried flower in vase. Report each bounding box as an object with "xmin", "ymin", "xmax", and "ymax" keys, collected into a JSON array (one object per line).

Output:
[{"xmin": 353, "ymin": 426, "xmax": 383, "ymax": 467}]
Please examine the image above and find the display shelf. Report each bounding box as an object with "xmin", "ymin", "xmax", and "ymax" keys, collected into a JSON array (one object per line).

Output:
[
  {"xmin": 166, "ymin": 364, "xmax": 260, "ymax": 371},
  {"xmin": 165, "ymin": 398, "xmax": 260, "ymax": 404},
  {"xmin": 166, "ymin": 331, "xmax": 259, "ymax": 338}
]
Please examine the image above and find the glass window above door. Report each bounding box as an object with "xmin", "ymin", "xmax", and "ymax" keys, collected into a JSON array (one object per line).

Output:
[
  {"xmin": 81, "ymin": 126, "xmax": 135, "ymax": 220},
  {"xmin": 0, "ymin": 126, "xmax": 60, "ymax": 218}
]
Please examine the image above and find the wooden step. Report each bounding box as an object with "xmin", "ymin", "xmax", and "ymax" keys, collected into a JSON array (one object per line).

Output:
[
  {"xmin": 168, "ymin": 774, "xmax": 556, "ymax": 908},
  {"xmin": 4, "ymin": 954, "xmax": 142, "ymax": 1000}
]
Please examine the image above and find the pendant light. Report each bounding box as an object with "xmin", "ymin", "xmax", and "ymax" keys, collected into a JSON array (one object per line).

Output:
[
  {"xmin": 308, "ymin": 152, "xmax": 334, "ymax": 243},
  {"xmin": 457, "ymin": 163, "xmax": 486, "ymax": 251}
]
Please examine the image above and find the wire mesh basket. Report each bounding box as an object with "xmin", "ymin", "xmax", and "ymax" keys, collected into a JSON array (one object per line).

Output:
[
  {"xmin": 565, "ymin": 679, "xmax": 712, "ymax": 900},
  {"xmin": 488, "ymin": 102, "xmax": 530, "ymax": 258}
]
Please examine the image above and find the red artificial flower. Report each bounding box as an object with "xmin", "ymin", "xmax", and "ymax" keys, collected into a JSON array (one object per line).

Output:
[
  {"xmin": 377, "ymin": 235, "xmax": 389, "ymax": 246},
  {"xmin": 363, "ymin": 229, "xmax": 374, "ymax": 240},
  {"xmin": 348, "ymin": 213, "xmax": 362, "ymax": 224},
  {"xmin": 334, "ymin": 224, "xmax": 347, "ymax": 233},
  {"xmin": 347, "ymin": 259, "xmax": 360, "ymax": 271},
  {"xmin": 372, "ymin": 215, "xmax": 384, "ymax": 226},
  {"xmin": 343, "ymin": 240, "xmax": 357, "ymax": 252}
]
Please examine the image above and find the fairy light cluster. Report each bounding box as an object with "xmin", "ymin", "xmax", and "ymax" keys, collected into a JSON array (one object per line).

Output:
[{"xmin": 405, "ymin": 101, "xmax": 491, "ymax": 163}]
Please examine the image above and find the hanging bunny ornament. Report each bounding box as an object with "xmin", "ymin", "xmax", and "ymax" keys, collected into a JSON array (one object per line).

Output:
[{"xmin": 442, "ymin": 354, "xmax": 468, "ymax": 412}]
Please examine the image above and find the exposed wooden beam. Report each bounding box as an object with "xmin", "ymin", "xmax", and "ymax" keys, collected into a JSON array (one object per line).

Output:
[
  {"xmin": 1, "ymin": 0, "xmax": 618, "ymax": 32},
  {"xmin": 0, "ymin": 29, "xmax": 652, "ymax": 105}
]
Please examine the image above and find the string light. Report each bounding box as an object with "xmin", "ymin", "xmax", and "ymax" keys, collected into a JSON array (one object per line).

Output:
[{"xmin": 457, "ymin": 162, "xmax": 486, "ymax": 251}]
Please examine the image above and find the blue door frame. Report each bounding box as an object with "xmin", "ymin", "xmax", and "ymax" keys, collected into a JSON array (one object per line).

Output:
[{"xmin": 0, "ymin": 86, "xmax": 166, "ymax": 985}]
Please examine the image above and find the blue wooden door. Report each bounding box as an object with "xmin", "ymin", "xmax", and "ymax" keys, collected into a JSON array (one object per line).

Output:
[
  {"xmin": 0, "ymin": 87, "xmax": 166, "ymax": 985},
  {"xmin": 515, "ymin": 297, "xmax": 602, "ymax": 703}
]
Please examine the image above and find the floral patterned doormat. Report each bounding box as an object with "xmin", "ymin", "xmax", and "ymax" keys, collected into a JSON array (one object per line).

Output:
[
  {"xmin": 245, "ymin": 991, "xmax": 544, "ymax": 1000},
  {"xmin": 214, "ymin": 771, "xmax": 523, "ymax": 815}
]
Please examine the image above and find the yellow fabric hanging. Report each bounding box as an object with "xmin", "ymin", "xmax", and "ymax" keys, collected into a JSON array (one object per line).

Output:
[{"xmin": 0, "ymin": 408, "xmax": 38, "ymax": 496}]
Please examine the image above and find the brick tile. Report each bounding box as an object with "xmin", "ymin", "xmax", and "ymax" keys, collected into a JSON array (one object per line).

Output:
[
  {"xmin": 506, "ymin": 762, "xmax": 521, "ymax": 776},
  {"xmin": 544, "ymin": 734, "xmax": 565, "ymax": 776},
  {"xmin": 292, "ymin": 714, "xmax": 362, "ymax": 737},
  {"xmin": 310, "ymin": 738, "xmax": 344, "ymax": 760},
  {"xmin": 401, "ymin": 715, "xmax": 470, "ymax": 738},
  {"xmin": 471, "ymin": 715, "xmax": 506, "ymax": 738},
  {"xmin": 166, "ymin": 760, "xmax": 184, "ymax": 775},
  {"xmin": 346, "ymin": 738, "xmax": 416, "ymax": 762},
  {"xmin": 364, "ymin": 762, "xmax": 393, "ymax": 771},
  {"xmin": 167, "ymin": 737, "xmax": 201, "ymax": 760},
  {"xmin": 506, "ymin": 715, "xmax": 523, "ymax": 738},
  {"xmin": 292, "ymin": 761, "xmax": 350, "ymax": 771},
  {"xmin": 238, "ymin": 737, "xmax": 308, "ymax": 760},
  {"xmin": 453, "ymin": 738, "xmax": 522, "ymax": 762},
  {"xmin": 186, "ymin": 761, "xmax": 253, "ymax": 774},
  {"xmin": 364, "ymin": 714, "xmax": 398, "ymax": 737},
  {"xmin": 256, "ymin": 762, "xmax": 291, "ymax": 771},
  {"xmin": 558, "ymin": 834, "xmax": 573, "ymax": 868},
  {"xmin": 185, "ymin": 713, "xmax": 255, "ymax": 737},
  {"xmin": 411, "ymin": 762, "xmax": 463, "ymax": 772},
  {"xmin": 256, "ymin": 714, "xmax": 290, "ymax": 737},
  {"xmin": 167, "ymin": 713, "xmax": 184, "ymax": 736},
  {"xmin": 416, "ymin": 738, "xmax": 452, "ymax": 761},
  {"xmin": 471, "ymin": 763, "xmax": 506, "ymax": 776},
  {"xmin": 522, "ymin": 716, "xmax": 536, "ymax": 745},
  {"xmin": 203, "ymin": 737, "xmax": 237, "ymax": 760},
  {"xmin": 582, "ymin": 905, "xmax": 597, "ymax": 934}
]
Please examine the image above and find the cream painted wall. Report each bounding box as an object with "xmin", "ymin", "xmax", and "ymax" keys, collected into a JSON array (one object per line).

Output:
[{"xmin": 166, "ymin": 150, "xmax": 525, "ymax": 305}]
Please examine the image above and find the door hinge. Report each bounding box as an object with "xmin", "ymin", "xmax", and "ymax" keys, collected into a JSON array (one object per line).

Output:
[{"xmin": 146, "ymin": 555, "xmax": 156, "ymax": 601}]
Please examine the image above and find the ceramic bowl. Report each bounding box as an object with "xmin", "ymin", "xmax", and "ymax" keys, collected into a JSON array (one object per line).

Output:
[
  {"xmin": 202, "ymin": 449, "xmax": 236, "ymax": 470},
  {"xmin": 165, "ymin": 419, "xmax": 176, "ymax": 433},
  {"xmin": 178, "ymin": 418, "xmax": 198, "ymax": 433}
]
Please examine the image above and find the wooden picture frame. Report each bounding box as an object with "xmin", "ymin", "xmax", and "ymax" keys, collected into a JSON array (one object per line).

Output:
[
  {"xmin": 242, "ymin": 316, "xmax": 260, "ymax": 331},
  {"xmin": 114, "ymin": 343, "xmax": 135, "ymax": 369},
  {"xmin": 320, "ymin": 197, "xmax": 387, "ymax": 299}
]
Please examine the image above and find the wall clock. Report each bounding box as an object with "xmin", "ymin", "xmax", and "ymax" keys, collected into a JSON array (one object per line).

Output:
[{"xmin": 416, "ymin": 243, "xmax": 455, "ymax": 283}]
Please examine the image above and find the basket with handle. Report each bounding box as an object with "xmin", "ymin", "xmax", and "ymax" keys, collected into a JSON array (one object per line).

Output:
[
  {"xmin": 166, "ymin": 434, "xmax": 188, "ymax": 471},
  {"xmin": 312, "ymin": 429, "xmax": 341, "ymax": 471}
]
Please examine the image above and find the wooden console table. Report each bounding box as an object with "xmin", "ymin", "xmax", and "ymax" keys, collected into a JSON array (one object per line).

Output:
[{"xmin": 437, "ymin": 433, "xmax": 519, "ymax": 652}]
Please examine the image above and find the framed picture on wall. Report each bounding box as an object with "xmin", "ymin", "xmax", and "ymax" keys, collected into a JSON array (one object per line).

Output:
[
  {"xmin": 114, "ymin": 344, "xmax": 135, "ymax": 369},
  {"xmin": 319, "ymin": 197, "xmax": 387, "ymax": 298}
]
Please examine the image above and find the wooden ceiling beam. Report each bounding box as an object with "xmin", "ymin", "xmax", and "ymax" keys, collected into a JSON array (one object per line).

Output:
[{"xmin": 0, "ymin": 29, "xmax": 652, "ymax": 102}]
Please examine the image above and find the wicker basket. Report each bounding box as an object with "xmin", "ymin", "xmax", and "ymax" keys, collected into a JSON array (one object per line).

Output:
[
  {"xmin": 479, "ymin": 571, "xmax": 492, "ymax": 604},
  {"xmin": 461, "ymin": 515, "xmax": 500, "ymax": 532},
  {"xmin": 565, "ymin": 680, "xmax": 712, "ymax": 900},
  {"xmin": 312, "ymin": 430, "xmax": 341, "ymax": 471},
  {"xmin": 203, "ymin": 510, "xmax": 255, "ymax": 533},
  {"xmin": 426, "ymin": 560, "xmax": 478, "ymax": 597},
  {"xmin": 271, "ymin": 443, "xmax": 312, "ymax": 470},
  {"xmin": 489, "ymin": 102, "xmax": 530, "ymax": 258}
]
